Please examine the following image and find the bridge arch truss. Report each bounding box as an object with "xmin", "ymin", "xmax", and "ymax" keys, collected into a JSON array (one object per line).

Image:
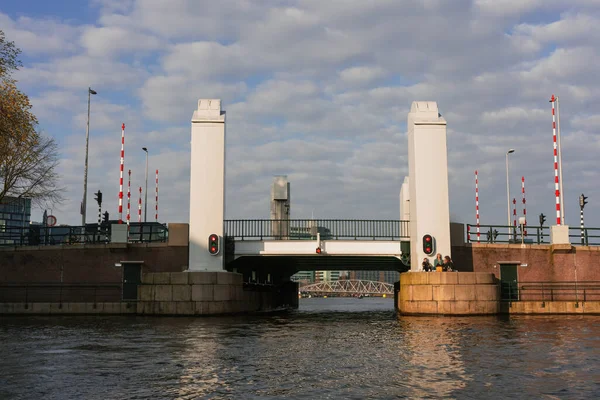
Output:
[{"xmin": 299, "ymin": 280, "xmax": 393, "ymax": 295}]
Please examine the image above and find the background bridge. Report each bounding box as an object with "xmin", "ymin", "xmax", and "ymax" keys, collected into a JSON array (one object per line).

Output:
[{"xmin": 299, "ymin": 280, "xmax": 394, "ymax": 295}]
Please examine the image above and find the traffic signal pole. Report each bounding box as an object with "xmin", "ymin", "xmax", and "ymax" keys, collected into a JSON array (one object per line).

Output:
[
  {"xmin": 539, "ymin": 213, "xmax": 546, "ymax": 244},
  {"xmin": 580, "ymin": 208, "xmax": 584, "ymax": 245},
  {"xmin": 94, "ymin": 190, "xmax": 103, "ymax": 237},
  {"xmin": 580, "ymin": 194, "xmax": 588, "ymax": 245}
]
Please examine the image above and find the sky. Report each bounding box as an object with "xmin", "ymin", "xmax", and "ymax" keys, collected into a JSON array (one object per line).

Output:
[{"xmin": 2, "ymin": 0, "xmax": 600, "ymax": 231}]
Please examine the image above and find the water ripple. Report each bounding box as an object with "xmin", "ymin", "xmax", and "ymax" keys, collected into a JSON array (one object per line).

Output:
[{"xmin": 0, "ymin": 300, "xmax": 599, "ymax": 399}]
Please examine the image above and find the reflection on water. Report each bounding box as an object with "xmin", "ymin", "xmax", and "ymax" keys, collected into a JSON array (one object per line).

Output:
[{"xmin": 0, "ymin": 298, "xmax": 599, "ymax": 399}]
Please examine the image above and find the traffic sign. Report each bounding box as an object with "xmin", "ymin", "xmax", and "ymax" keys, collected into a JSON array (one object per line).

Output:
[{"xmin": 46, "ymin": 215, "xmax": 57, "ymax": 227}]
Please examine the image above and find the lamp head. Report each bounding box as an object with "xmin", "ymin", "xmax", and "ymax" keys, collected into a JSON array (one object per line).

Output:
[
  {"xmin": 507, "ymin": 149, "xmax": 515, "ymax": 154},
  {"xmin": 89, "ymin": 88, "xmax": 97, "ymax": 95},
  {"xmin": 142, "ymin": 147, "xmax": 148, "ymax": 153}
]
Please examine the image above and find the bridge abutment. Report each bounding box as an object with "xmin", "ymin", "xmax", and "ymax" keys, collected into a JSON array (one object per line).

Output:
[
  {"xmin": 137, "ymin": 271, "xmax": 298, "ymax": 315},
  {"xmin": 398, "ymin": 272, "xmax": 500, "ymax": 315}
]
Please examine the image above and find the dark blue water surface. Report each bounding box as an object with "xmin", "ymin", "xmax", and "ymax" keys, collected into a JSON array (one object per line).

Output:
[{"xmin": 1, "ymin": 298, "xmax": 599, "ymax": 399}]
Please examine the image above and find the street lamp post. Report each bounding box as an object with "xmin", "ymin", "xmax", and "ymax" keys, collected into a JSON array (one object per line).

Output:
[
  {"xmin": 81, "ymin": 87, "xmax": 97, "ymax": 226},
  {"xmin": 142, "ymin": 147, "xmax": 149, "ymax": 222},
  {"xmin": 506, "ymin": 149, "xmax": 515, "ymax": 233}
]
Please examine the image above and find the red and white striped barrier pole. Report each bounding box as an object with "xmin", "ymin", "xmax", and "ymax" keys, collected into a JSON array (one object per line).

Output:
[
  {"xmin": 126, "ymin": 169, "xmax": 131, "ymax": 228},
  {"xmin": 155, "ymin": 169, "xmax": 159, "ymax": 222},
  {"xmin": 550, "ymin": 95, "xmax": 561, "ymax": 225},
  {"xmin": 522, "ymin": 176, "xmax": 527, "ymax": 236},
  {"xmin": 513, "ymin": 198, "xmax": 517, "ymax": 241},
  {"xmin": 118, "ymin": 123, "xmax": 125, "ymax": 223},
  {"xmin": 138, "ymin": 186, "xmax": 142, "ymax": 223},
  {"xmin": 475, "ymin": 170, "xmax": 480, "ymax": 242}
]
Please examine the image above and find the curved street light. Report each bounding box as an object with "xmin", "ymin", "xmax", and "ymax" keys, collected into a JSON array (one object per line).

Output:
[{"xmin": 82, "ymin": 87, "xmax": 97, "ymax": 226}]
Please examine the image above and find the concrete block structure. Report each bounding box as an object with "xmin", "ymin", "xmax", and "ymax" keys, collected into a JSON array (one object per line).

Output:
[
  {"xmin": 270, "ymin": 175, "xmax": 291, "ymax": 238},
  {"xmin": 407, "ymin": 102, "xmax": 451, "ymax": 270},
  {"xmin": 399, "ymin": 176, "xmax": 410, "ymax": 221},
  {"xmin": 189, "ymin": 99, "xmax": 226, "ymax": 271},
  {"xmin": 550, "ymin": 225, "xmax": 570, "ymax": 245},
  {"xmin": 398, "ymin": 272, "xmax": 500, "ymax": 315},
  {"xmin": 135, "ymin": 271, "xmax": 297, "ymax": 315}
]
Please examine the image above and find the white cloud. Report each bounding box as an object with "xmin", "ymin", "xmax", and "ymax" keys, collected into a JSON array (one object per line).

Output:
[
  {"xmin": 338, "ymin": 66, "xmax": 387, "ymax": 86},
  {"xmin": 17, "ymin": 55, "xmax": 147, "ymax": 90},
  {"xmin": 0, "ymin": 13, "xmax": 80, "ymax": 55},
  {"xmin": 81, "ymin": 26, "xmax": 164, "ymax": 57},
  {"xmin": 140, "ymin": 75, "xmax": 247, "ymax": 122},
  {"xmin": 474, "ymin": 0, "xmax": 599, "ymax": 17},
  {"xmin": 5, "ymin": 1, "xmax": 600, "ymax": 229}
]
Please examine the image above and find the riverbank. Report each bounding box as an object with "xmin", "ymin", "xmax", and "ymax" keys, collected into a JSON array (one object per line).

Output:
[{"xmin": 397, "ymin": 272, "xmax": 600, "ymax": 315}]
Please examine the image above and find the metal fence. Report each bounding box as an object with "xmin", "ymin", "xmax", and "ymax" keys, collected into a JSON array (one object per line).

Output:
[
  {"xmin": 224, "ymin": 219, "xmax": 409, "ymax": 240},
  {"xmin": 466, "ymin": 224, "xmax": 600, "ymax": 246},
  {"xmin": 501, "ymin": 281, "xmax": 600, "ymax": 302},
  {"xmin": 0, "ymin": 283, "xmax": 123, "ymax": 303},
  {"xmin": 0, "ymin": 223, "xmax": 168, "ymax": 247}
]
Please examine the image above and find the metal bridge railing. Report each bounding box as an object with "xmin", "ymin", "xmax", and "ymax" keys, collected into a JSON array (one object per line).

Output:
[
  {"xmin": 501, "ymin": 281, "xmax": 600, "ymax": 302},
  {"xmin": 466, "ymin": 224, "xmax": 600, "ymax": 246},
  {"xmin": 224, "ymin": 219, "xmax": 409, "ymax": 240},
  {"xmin": 0, "ymin": 223, "xmax": 168, "ymax": 247}
]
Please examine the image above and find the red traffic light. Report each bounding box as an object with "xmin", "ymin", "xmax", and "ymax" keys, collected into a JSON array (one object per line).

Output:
[
  {"xmin": 422, "ymin": 234, "xmax": 434, "ymax": 255},
  {"xmin": 208, "ymin": 234, "xmax": 220, "ymax": 255},
  {"xmin": 316, "ymin": 247, "xmax": 322, "ymax": 254}
]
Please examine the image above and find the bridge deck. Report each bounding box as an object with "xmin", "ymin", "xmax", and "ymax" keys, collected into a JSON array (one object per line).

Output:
[
  {"xmin": 233, "ymin": 239, "xmax": 402, "ymax": 257},
  {"xmin": 225, "ymin": 219, "xmax": 409, "ymax": 241}
]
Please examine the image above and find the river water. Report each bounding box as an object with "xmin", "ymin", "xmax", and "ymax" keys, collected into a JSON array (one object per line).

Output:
[{"xmin": 0, "ymin": 298, "xmax": 599, "ymax": 399}]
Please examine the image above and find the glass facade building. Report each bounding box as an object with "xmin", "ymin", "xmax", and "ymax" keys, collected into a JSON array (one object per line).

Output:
[
  {"xmin": 349, "ymin": 270, "xmax": 400, "ymax": 284},
  {"xmin": 291, "ymin": 271, "xmax": 315, "ymax": 284},
  {"xmin": 0, "ymin": 197, "xmax": 32, "ymax": 245}
]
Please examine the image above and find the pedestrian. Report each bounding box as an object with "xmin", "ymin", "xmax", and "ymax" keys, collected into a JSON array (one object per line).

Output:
[
  {"xmin": 433, "ymin": 253, "xmax": 444, "ymax": 271},
  {"xmin": 421, "ymin": 258, "xmax": 432, "ymax": 272},
  {"xmin": 443, "ymin": 256, "xmax": 454, "ymax": 272}
]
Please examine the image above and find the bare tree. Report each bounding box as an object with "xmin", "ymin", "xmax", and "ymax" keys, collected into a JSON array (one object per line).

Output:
[
  {"xmin": 0, "ymin": 30, "xmax": 20, "ymax": 77},
  {"xmin": 0, "ymin": 30, "xmax": 63, "ymax": 206}
]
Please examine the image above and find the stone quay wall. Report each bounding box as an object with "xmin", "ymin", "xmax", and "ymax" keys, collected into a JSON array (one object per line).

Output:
[
  {"xmin": 0, "ymin": 272, "xmax": 298, "ymax": 316},
  {"xmin": 451, "ymin": 243, "xmax": 600, "ymax": 282},
  {"xmin": 502, "ymin": 301, "xmax": 600, "ymax": 314},
  {"xmin": 136, "ymin": 271, "xmax": 296, "ymax": 315},
  {"xmin": 0, "ymin": 302, "xmax": 137, "ymax": 315},
  {"xmin": 398, "ymin": 272, "xmax": 500, "ymax": 315}
]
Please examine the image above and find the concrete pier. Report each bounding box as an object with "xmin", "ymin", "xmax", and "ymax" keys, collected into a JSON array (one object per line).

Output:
[
  {"xmin": 398, "ymin": 272, "xmax": 500, "ymax": 315},
  {"xmin": 136, "ymin": 271, "xmax": 298, "ymax": 315}
]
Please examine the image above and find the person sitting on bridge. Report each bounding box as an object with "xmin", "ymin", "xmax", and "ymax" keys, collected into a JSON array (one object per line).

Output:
[
  {"xmin": 433, "ymin": 253, "xmax": 444, "ymax": 270},
  {"xmin": 443, "ymin": 256, "xmax": 455, "ymax": 272},
  {"xmin": 422, "ymin": 258, "xmax": 432, "ymax": 272}
]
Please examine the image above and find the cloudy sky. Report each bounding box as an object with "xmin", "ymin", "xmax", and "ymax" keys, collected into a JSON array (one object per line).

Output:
[{"xmin": 2, "ymin": 0, "xmax": 600, "ymax": 232}]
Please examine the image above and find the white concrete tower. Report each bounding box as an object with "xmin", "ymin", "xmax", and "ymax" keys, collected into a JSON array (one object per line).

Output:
[
  {"xmin": 407, "ymin": 102, "xmax": 451, "ymax": 269},
  {"xmin": 399, "ymin": 176, "xmax": 410, "ymax": 221},
  {"xmin": 189, "ymin": 99, "xmax": 226, "ymax": 271},
  {"xmin": 270, "ymin": 176, "xmax": 291, "ymax": 239}
]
